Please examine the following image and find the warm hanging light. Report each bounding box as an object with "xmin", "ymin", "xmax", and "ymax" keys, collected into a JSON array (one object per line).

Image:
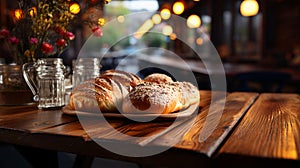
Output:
[
  {"xmin": 14, "ymin": 9, "xmax": 24, "ymax": 20},
  {"xmin": 69, "ymin": 2, "xmax": 81, "ymax": 15},
  {"xmin": 240, "ymin": 0, "xmax": 259, "ymax": 17},
  {"xmin": 152, "ymin": 14, "xmax": 162, "ymax": 24},
  {"xmin": 187, "ymin": 15, "xmax": 201, "ymax": 28},
  {"xmin": 170, "ymin": 33, "xmax": 177, "ymax": 40},
  {"xmin": 104, "ymin": 0, "xmax": 111, "ymax": 4},
  {"xmin": 29, "ymin": 7, "xmax": 37, "ymax": 17},
  {"xmin": 196, "ymin": 37, "xmax": 204, "ymax": 45},
  {"xmin": 173, "ymin": 1, "xmax": 185, "ymax": 15},
  {"xmin": 98, "ymin": 18, "xmax": 105, "ymax": 26},
  {"xmin": 160, "ymin": 8, "xmax": 171, "ymax": 20}
]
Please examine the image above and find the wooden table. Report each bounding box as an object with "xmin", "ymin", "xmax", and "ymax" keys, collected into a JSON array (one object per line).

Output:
[{"xmin": 0, "ymin": 91, "xmax": 300, "ymax": 168}]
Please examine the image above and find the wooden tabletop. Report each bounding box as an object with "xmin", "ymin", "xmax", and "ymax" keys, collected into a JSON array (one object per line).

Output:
[{"xmin": 0, "ymin": 91, "xmax": 299, "ymax": 168}]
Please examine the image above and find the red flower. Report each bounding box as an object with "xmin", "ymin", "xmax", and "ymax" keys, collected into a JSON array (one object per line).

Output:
[
  {"xmin": 29, "ymin": 37, "xmax": 38, "ymax": 45},
  {"xmin": 54, "ymin": 26, "xmax": 66, "ymax": 36},
  {"xmin": 92, "ymin": 27, "xmax": 103, "ymax": 37},
  {"xmin": 64, "ymin": 31, "xmax": 75, "ymax": 40},
  {"xmin": 41, "ymin": 42, "xmax": 54, "ymax": 54},
  {"xmin": 0, "ymin": 29, "xmax": 10, "ymax": 38},
  {"xmin": 8, "ymin": 36, "xmax": 20, "ymax": 44},
  {"xmin": 55, "ymin": 39, "xmax": 67, "ymax": 47},
  {"xmin": 54, "ymin": 27, "xmax": 66, "ymax": 35}
]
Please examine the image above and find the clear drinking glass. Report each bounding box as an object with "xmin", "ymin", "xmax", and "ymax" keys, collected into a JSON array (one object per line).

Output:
[
  {"xmin": 0, "ymin": 64, "xmax": 34, "ymax": 105},
  {"xmin": 72, "ymin": 57, "xmax": 101, "ymax": 87},
  {"xmin": 23, "ymin": 58, "xmax": 66, "ymax": 109}
]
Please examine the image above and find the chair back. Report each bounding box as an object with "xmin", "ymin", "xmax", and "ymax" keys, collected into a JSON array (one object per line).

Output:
[{"xmin": 234, "ymin": 71, "xmax": 291, "ymax": 93}]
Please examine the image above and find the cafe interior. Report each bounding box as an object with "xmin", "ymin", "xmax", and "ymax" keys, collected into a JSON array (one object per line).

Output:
[
  {"xmin": 0, "ymin": 0, "xmax": 300, "ymax": 168},
  {"xmin": 1, "ymin": 0, "xmax": 300, "ymax": 93}
]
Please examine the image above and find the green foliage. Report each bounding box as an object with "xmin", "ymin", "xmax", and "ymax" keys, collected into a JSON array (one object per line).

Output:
[
  {"xmin": 142, "ymin": 32, "xmax": 164, "ymax": 48},
  {"xmin": 92, "ymin": 4, "xmax": 131, "ymax": 49}
]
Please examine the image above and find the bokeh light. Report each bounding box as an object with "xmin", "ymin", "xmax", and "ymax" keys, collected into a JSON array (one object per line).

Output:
[
  {"xmin": 173, "ymin": 1, "xmax": 185, "ymax": 15},
  {"xmin": 117, "ymin": 15, "xmax": 125, "ymax": 23},
  {"xmin": 14, "ymin": 9, "xmax": 23, "ymax": 20},
  {"xmin": 152, "ymin": 14, "xmax": 162, "ymax": 24},
  {"xmin": 160, "ymin": 8, "xmax": 171, "ymax": 20},
  {"xmin": 240, "ymin": 0, "xmax": 259, "ymax": 17},
  {"xmin": 69, "ymin": 2, "xmax": 81, "ymax": 14},
  {"xmin": 162, "ymin": 25, "xmax": 173, "ymax": 36},
  {"xmin": 187, "ymin": 15, "xmax": 201, "ymax": 28}
]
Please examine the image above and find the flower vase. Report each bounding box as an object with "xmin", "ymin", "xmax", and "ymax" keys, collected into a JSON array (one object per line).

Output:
[{"xmin": 0, "ymin": 64, "xmax": 34, "ymax": 105}]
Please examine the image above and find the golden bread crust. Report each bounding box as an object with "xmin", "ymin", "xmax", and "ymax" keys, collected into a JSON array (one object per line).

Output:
[
  {"xmin": 69, "ymin": 70, "xmax": 199, "ymax": 114},
  {"xmin": 144, "ymin": 73, "xmax": 174, "ymax": 83},
  {"xmin": 69, "ymin": 75, "xmax": 128, "ymax": 112},
  {"xmin": 101, "ymin": 69, "xmax": 143, "ymax": 91},
  {"xmin": 122, "ymin": 82, "xmax": 194, "ymax": 114}
]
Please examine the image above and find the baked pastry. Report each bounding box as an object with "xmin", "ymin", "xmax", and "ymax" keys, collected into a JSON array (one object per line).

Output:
[
  {"xmin": 121, "ymin": 82, "xmax": 182, "ymax": 114},
  {"xmin": 101, "ymin": 69, "xmax": 143, "ymax": 91},
  {"xmin": 144, "ymin": 73, "xmax": 174, "ymax": 83},
  {"xmin": 69, "ymin": 70, "xmax": 199, "ymax": 114},
  {"xmin": 174, "ymin": 81, "xmax": 200, "ymax": 109},
  {"xmin": 69, "ymin": 76, "xmax": 128, "ymax": 112},
  {"xmin": 121, "ymin": 81, "xmax": 199, "ymax": 114}
]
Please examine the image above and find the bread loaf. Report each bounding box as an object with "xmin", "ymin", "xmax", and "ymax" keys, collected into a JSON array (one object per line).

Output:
[
  {"xmin": 69, "ymin": 70, "xmax": 199, "ymax": 114},
  {"xmin": 174, "ymin": 81, "xmax": 200, "ymax": 108},
  {"xmin": 121, "ymin": 81, "xmax": 199, "ymax": 114},
  {"xmin": 143, "ymin": 73, "xmax": 174, "ymax": 83},
  {"xmin": 69, "ymin": 75, "xmax": 128, "ymax": 112},
  {"xmin": 101, "ymin": 69, "xmax": 143, "ymax": 91},
  {"xmin": 121, "ymin": 82, "xmax": 183, "ymax": 114}
]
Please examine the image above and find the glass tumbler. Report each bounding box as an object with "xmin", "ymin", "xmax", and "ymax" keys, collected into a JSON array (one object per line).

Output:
[
  {"xmin": 0, "ymin": 64, "xmax": 34, "ymax": 105},
  {"xmin": 72, "ymin": 57, "xmax": 101, "ymax": 87},
  {"xmin": 23, "ymin": 58, "xmax": 66, "ymax": 109}
]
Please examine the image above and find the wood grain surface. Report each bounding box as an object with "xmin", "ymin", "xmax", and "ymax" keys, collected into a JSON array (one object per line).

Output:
[
  {"xmin": 0, "ymin": 91, "xmax": 299, "ymax": 167},
  {"xmin": 0, "ymin": 104, "xmax": 38, "ymax": 119},
  {"xmin": 152, "ymin": 92, "xmax": 258, "ymax": 157},
  {"xmin": 0, "ymin": 108, "xmax": 77, "ymax": 132},
  {"xmin": 217, "ymin": 93, "xmax": 300, "ymax": 161}
]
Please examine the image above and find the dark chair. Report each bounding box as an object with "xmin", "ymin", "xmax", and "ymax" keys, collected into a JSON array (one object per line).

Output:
[{"xmin": 233, "ymin": 71, "xmax": 292, "ymax": 93}]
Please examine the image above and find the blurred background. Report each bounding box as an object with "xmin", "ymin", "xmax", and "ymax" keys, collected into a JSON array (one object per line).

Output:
[{"xmin": 1, "ymin": 0, "xmax": 300, "ymax": 93}]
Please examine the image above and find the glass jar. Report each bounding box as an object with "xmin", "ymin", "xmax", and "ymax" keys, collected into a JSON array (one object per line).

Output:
[
  {"xmin": 72, "ymin": 57, "xmax": 101, "ymax": 87},
  {"xmin": 0, "ymin": 64, "xmax": 34, "ymax": 105},
  {"xmin": 23, "ymin": 58, "xmax": 66, "ymax": 109}
]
